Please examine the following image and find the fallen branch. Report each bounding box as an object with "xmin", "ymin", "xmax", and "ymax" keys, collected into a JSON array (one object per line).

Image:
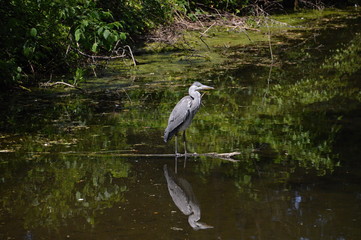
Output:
[
  {"xmin": 28, "ymin": 151, "xmax": 241, "ymax": 162},
  {"xmin": 40, "ymin": 81, "xmax": 86, "ymax": 93},
  {"xmin": 73, "ymin": 47, "xmax": 127, "ymax": 60}
]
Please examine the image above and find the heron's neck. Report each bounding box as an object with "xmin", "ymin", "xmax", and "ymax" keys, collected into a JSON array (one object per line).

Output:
[
  {"xmin": 188, "ymin": 212, "xmax": 213, "ymax": 230},
  {"xmin": 188, "ymin": 212, "xmax": 201, "ymax": 227},
  {"xmin": 189, "ymin": 90, "xmax": 201, "ymax": 100}
]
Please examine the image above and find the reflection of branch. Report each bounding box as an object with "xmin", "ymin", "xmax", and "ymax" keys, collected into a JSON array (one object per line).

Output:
[
  {"xmin": 31, "ymin": 151, "xmax": 241, "ymax": 162},
  {"xmin": 182, "ymin": 152, "xmax": 240, "ymax": 162},
  {"xmin": 263, "ymin": 21, "xmax": 274, "ymax": 104}
]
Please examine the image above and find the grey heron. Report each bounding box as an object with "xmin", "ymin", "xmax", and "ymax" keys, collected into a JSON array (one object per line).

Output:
[
  {"xmin": 164, "ymin": 82, "xmax": 214, "ymax": 155},
  {"xmin": 163, "ymin": 164, "xmax": 213, "ymax": 230}
]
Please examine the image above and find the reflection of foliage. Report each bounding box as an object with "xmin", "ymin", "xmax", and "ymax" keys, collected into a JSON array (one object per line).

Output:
[
  {"xmin": 0, "ymin": 156, "xmax": 130, "ymax": 230},
  {"xmin": 322, "ymin": 33, "xmax": 361, "ymax": 77},
  {"xmin": 259, "ymin": 30, "xmax": 361, "ymax": 174}
]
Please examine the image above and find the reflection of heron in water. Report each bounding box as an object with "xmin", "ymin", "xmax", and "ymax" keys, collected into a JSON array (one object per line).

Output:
[{"xmin": 163, "ymin": 164, "xmax": 213, "ymax": 230}]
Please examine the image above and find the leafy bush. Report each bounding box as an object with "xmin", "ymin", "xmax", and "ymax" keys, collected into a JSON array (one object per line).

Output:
[{"xmin": 0, "ymin": 0, "xmax": 125, "ymax": 87}]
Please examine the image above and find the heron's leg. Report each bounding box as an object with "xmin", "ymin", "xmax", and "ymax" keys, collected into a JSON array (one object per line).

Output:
[
  {"xmin": 183, "ymin": 131, "xmax": 187, "ymax": 156},
  {"xmin": 184, "ymin": 150, "xmax": 187, "ymax": 169},
  {"xmin": 175, "ymin": 135, "xmax": 178, "ymax": 155}
]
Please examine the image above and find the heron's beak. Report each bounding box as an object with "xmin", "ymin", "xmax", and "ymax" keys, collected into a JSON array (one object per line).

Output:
[
  {"xmin": 193, "ymin": 221, "xmax": 214, "ymax": 230},
  {"xmin": 199, "ymin": 84, "xmax": 214, "ymax": 90}
]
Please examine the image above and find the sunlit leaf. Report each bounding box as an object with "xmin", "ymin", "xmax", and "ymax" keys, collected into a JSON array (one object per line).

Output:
[
  {"xmin": 81, "ymin": 20, "xmax": 89, "ymax": 27},
  {"xmin": 119, "ymin": 32, "xmax": 126, "ymax": 40},
  {"xmin": 103, "ymin": 29, "xmax": 110, "ymax": 39},
  {"xmin": 75, "ymin": 29, "xmax": 82, "ymax": 42},
  {"xmin": 91, "ymin": 42, "xmax": 98, "ymax": 53}
]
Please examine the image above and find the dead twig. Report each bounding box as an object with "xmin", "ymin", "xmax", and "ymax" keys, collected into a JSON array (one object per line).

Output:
[
  {"xmin": 41, "ymin": 81, "xmax": 86, "ymax": 93},
  {"xmin": 125, "ymin": 45, "xmax": 137, "ymax": 66},
  {"xmin": 199, "ymin": 22, "xmax": 216, "ymax": 50},
  {"xmin": 201, "ymin": 22, "xmax": 216, "ymax": 36}
]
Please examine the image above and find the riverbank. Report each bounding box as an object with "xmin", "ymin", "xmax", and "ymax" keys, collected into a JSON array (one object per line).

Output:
[{"xmin": 1, "ymin": 0, "xmax": 359, "ymax": 89}]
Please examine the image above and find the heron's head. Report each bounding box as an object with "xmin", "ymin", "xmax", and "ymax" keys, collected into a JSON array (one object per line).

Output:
[{"xmin": 191, "ymin": 82, "xmax": 214, "ymax": 91}]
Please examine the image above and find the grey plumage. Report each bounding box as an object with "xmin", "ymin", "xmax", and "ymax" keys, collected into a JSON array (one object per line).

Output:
[{"xmin": 164, "ymin": 82, "xmax": 214, "ymax": 154}]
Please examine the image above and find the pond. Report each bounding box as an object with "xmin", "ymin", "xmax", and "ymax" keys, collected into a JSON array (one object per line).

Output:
[{"xmin": 1, "ymin": 9, "xmax": 361, "ymax": 240}]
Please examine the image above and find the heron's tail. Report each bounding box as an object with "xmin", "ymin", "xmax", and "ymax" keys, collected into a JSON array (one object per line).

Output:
[
  {"xmin": 164, "ymin": 129, "xmax": 171, "ymax": 143},
  {"xmin": 164, "ymin": 126, "xmax": 178, "ymax": 142}
]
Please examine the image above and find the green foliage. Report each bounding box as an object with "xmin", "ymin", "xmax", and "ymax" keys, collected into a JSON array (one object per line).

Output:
[
  {"xmin": 97, "ymin": 0, "xmax": 177, "ymax": 35},
  {"xmin": 0, "ymin": 0, "xmax": 187, "ymax": 87},
  {"xmin": 73, "ymin": 68, "xmax": 86, "ymax": 85},
  {"xmin": 66, "ymin": 2, "xmax": 126, "ymax": 53},
  {"xmin": 0, "ymin": 0, "xmax": 125, "ymax": 87}
]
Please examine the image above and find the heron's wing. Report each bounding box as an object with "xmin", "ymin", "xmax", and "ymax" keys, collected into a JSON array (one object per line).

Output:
[
  {"xmin": 164, "ymin": 96, "xmax": 192, "ymax": 141},
  {"xmin": 168, "ymin": 96, "xmax": 192, "ymax": 127}
]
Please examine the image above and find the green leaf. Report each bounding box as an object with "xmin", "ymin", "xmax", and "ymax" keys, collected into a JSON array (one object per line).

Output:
[
  {"xmin": 108, "ymin": 34, "xmax": 115, "ymax": 43},
  {"xmin": 91, "ymin": 42, "xmax": 98, "ymax": 53},
  {"xmin": 102, "ymin": 11, "xmax": 113, "ymax": 19},
  {"xmin": 75, "ymin": 29, "xmax": 82, "ymax": 42},
  {"xmin": 110, "ymin": 22, "xmax": 122, "ymax": 29},
  {"xmin": 23, "ymin": 46, "xmax": 35, "ymax": 58},
  {"xmin": 30, "ymin": 28, "xmax": 37, "ymax": 37},
  {"xmin": 81, "ymin": 20, "xmax": 89, "ymax": 27},
  {"xmin": 103, "ymin": 29, "xmax": 110, "ymax": 39},
  {"xmin": 119, "ymin": 32, "xmax": 126, "ymax": 40},
  {"xmin": 97, "ymin": 27, "xmax": 104, "ymax": 36}
]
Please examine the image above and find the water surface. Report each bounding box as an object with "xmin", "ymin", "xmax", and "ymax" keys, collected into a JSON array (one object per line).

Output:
[{"xmin": 1, "ymin": 9, "xmax": 361, "ymax": 240}]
